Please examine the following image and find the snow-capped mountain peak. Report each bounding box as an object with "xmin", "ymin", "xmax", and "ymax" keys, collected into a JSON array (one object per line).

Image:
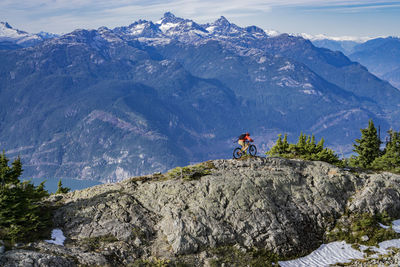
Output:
[
  {"xmin": 0, "ymin": 22, "xmax": 58, "ymax": 48},
  {"xmin": 1, "ymin": 21, "xmax": 13, "ymax": 29},
  {"xmin": 204, "ymin": 16, "xmax": 246, "ymax": 37},
  {"xmin": 113, "ymin": 19, "xmax": 163, "ymax": 39},
  {"xmin": 0, "ymin": 22, "xmax": 29, "ymax": 39},
  {"xmin": 154, "ymin": 12, "xmax": 208, "ymax": 39},
  {"xmin": 158, "ymin": 12, "xmax": 185, "ymax": 25}
]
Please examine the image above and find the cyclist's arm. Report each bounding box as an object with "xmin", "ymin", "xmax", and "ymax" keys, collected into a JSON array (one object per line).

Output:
[{"xmin": 245, "ymin": 136, "xmax": 254, "ymax": 142}]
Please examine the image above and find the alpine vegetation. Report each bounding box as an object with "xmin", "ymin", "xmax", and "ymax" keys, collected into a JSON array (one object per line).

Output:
[{"xmin": 266, "ymin": 132, "xmax": 341, "ymax": 165}]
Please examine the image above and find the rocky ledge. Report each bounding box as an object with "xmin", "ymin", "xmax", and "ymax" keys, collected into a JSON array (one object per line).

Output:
[{"xmin": 2, "ymin": 157, "xmax": 400, "ymax": 266}]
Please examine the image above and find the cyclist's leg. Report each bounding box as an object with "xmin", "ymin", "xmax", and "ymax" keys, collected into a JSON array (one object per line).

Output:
[
  {"xmin": 243, "ymin": 142, "xmax": 249, "ymax": 153},
  {"xmin": 238, "ymin": 140, "xmax": 245, "ymax": 152}
]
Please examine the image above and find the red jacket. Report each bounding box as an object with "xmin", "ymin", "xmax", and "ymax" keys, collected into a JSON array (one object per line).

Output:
[{"xmin": 240, "ymin": 135, "xmax": 253, "ymax": 142}]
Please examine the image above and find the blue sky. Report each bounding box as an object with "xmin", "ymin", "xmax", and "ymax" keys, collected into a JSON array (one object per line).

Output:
[{"xmin": 1, "ymin": 0, "xmax": 399, "ymax": 38}]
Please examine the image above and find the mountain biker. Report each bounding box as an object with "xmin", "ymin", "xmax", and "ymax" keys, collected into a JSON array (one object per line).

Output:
[{"xmin": 238, "ymin": 132, "xmax": 254, "ymax": 153}]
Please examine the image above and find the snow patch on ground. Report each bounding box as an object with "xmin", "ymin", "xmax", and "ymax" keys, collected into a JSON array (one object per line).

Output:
[
  {"xmin": 279, "ymin": 241, "xmax": 364, "ymax": 267},
  {"xmin": 280, "ymin": 219, "xmax": 400, "ymax": 267},
  {"xmin": 45, "ymin": 229, "xmax": 66, "ymax": 246},
  {"xmin": 392, "ymin": 219, "xmax": 400, "ymax": 233}
]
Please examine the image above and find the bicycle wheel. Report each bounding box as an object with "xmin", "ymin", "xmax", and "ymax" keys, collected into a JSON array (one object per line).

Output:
[
  {"xmin": 248, "ymin": 145, "xmax": 257, "ymax": 156},
  {"xmin": 233, "ymin": 147, "xmax": 242, "ymax": 159}
]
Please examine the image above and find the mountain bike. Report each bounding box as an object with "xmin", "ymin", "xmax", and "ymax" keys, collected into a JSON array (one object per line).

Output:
[{"xmin": 233, "ymin": 141, "xmax": 257, "ymax": 159}]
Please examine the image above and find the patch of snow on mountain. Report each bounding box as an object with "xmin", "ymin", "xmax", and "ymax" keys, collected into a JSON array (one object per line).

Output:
[
  {"xmin": 258, "ymin": 57, "xmax": 267, "ymax": 64},
  {"xmin": 265, "ymin": 29, "xmax": 281, "ymax": 37},
  {"xmin": 206, "ymin": 26, "xmax": 216, "ymax": 33},
  {"xmin": 97, "ymin": 27, "xmax": 122, "ymax": 43},
  {"xmin": 279, "ymin": 62, "xmax": 295, "ymax": 71},
  {"xmin": 159, "ymin": 22, "xmax": 179, "ymax": 33},
  {"xmin": 301, "ymin": 83, "xmax": 320, "ymax": 95},
  {"xmin": 302, "ymin": 89, "xmax": 321, "ymax": 96},
  {"xmin": 129, "ymin": 23, "xmax": 146, "ymax": 35},
  {"xmin": 191, "ymin": 29, "xmax": 208, "ymax": 36},
  {"xmin": 277, "ymin": 77, "xmax": 300, "ymax": 87},
  {"xmin": 255, "ymin": 76, "xmax": 267, "ymax": 82},
  {"xmin": 145, "ymin": 63, "xmax": 156, "ymax": 74},
  {"xmin": 138, "ymin": 37, "xmax": 171, "ymax": 46},
  {"xmin": 160, "ymin": 59, "xmax": 172, "ymax": 66}
]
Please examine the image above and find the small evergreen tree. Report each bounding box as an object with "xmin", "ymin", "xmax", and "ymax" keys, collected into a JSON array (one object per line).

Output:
[
  {"xmin": 371, "ymin": 130, "xmax": 400, "ymax": 172},
  {"xmin": 56, "ymin": 179, "xmax": 70, "ymax": 194},
  {"xmin": 0, "ymin": 152, "xmax": 51, "ymax": 244},
  {"xmin": 350, "ymin": 119, "xmax": 381, "ymax": 168},
  {"xmin": 0, "ymin": 152, "xmax": 22, "ymax": 186},
  {"xmin": 266, "ymin": 134, "xmax": 290, "ymax": 157}
]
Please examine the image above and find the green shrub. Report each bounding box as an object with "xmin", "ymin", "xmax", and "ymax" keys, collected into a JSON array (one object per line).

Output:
[
  {"xmin": 326, "ymin": 212, "xmax": 399, "ymax": 246},
  {"xmin": 209, "ymin": 246, "xmax": 278, "ymax": 267},
  {"xmin": 165, "ymin": 161, "xmax": 215, "ymax": 181},
  {"xmin": 266, "ymin": 133, "xmax": 341, "ymax": 165}
]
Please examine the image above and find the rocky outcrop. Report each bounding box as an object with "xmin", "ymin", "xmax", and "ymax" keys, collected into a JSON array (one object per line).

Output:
[
  {"xmin": 2, "ymin": 157, "xmax": 400, "ymax": 266},
  {"xmin": 0, "ymin": 249, "xmax": 74, "ymax": 267}
]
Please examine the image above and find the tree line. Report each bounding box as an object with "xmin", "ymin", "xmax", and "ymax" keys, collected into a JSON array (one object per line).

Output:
[{"xmin": 266, "ymin": 119, "xmax": 400, "ymax": 173}]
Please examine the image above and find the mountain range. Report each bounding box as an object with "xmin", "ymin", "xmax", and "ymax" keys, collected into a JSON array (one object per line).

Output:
[
  {"xmin": 311, "ymin": 35, "xmax": 400, "ymax": 89},
  {"xmin": 1, "ymin": 13, "xmax": 400, "ymax": 182}
]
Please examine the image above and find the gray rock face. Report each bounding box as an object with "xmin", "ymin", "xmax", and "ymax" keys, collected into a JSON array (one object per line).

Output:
[
  {"xmin": 0, "ymin": 249, "xmax": 74, "ymax": 267},
  {"xmin": 347, "ymin": 172, "xmax": 400, "ymax": 218},
  {"xmin": 4, "ymin": 157, "xmax": 400, "ymax": 266}
]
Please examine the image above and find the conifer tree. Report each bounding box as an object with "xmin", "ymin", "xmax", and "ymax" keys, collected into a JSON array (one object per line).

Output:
[
  {"xmin": 266, "ymin": 133, "xmax": 290, "ymax": 157},
  {"xmin": 351, "ymin": 120, "xmax": 381, "ymax": 168},
  {"xmin": 56, "ymin": 179, "xmax": 70, "ymax": 194},
  {"xmin": 0, "ymin": 152, "xmax": 21, "ymax": 186},
  {"xmin": 371, "ymin": 130, "xmax": 400, "ymax": 172},
  {"xmin": 0, "ymin": 152, "xmax": 50, "ymax": 244}
]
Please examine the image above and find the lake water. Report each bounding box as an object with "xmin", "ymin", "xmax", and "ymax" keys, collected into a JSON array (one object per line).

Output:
[{"xmin": 22, "ymin": 178, "xmax": 102, "ymax": 193}]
